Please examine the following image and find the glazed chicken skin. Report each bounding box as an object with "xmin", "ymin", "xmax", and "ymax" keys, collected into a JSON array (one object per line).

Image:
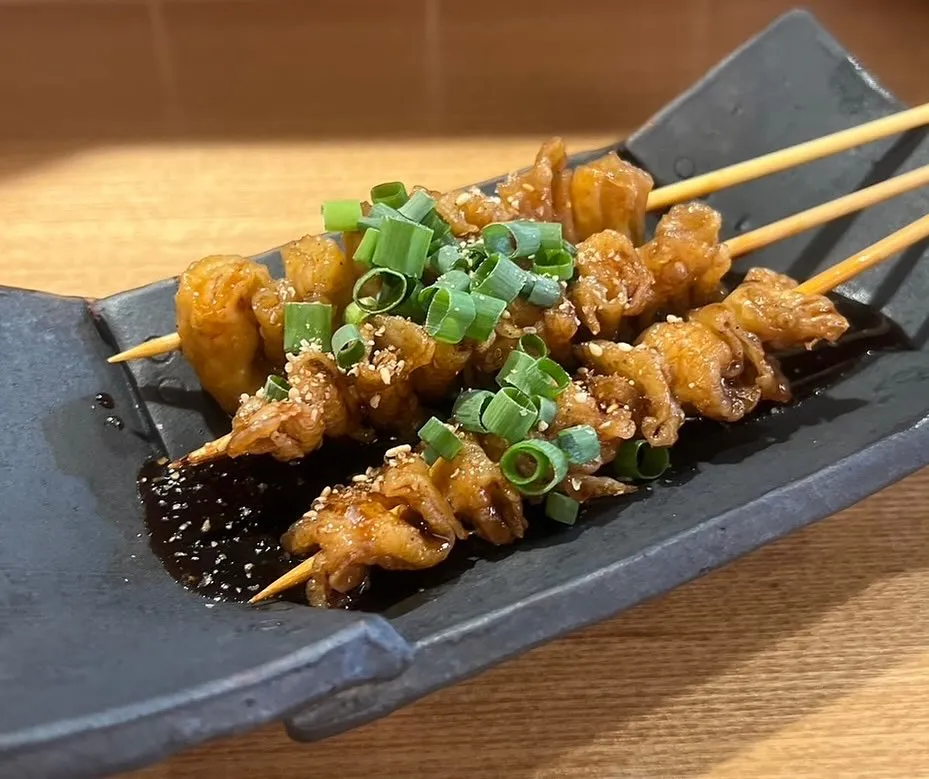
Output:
[
  {"xmin": 435, "ymin": 137, "xmax": 653, "ymax": 246},
  {"xmin": 176, "ymin": 235, "xmax": 358, "ymax": 411}
]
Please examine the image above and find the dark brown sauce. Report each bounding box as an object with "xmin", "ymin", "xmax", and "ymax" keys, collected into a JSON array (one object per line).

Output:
[
  {"xmin": 93, "ymin": 392, "xmax": 115, "ymax": 409},
  {"xmin": 138, "ymin": 294, "xmax": 909, "ymax": 611}
]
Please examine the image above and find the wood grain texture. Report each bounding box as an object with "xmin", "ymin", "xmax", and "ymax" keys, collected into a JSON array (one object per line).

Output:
[{"xmin": 1, "ymin": 1, "xmax": 927, "ymax": 777}]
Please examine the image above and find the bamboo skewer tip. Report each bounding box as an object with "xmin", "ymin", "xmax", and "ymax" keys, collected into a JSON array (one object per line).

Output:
[
  {"xmin": 108, "ymin": 332, "xmax": 181, "ymax": 364},
  {"xmin": 248, "ymin": 555, "xmax": 317, "ymax": 604}
]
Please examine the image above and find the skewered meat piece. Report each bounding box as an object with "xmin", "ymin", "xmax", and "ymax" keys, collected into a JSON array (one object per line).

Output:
[
  {"xmin": 176, "ymin": 237, "xmax": 357, "ymax": 412},
  {"xmin": 281, "ymin": 234, "xmax": 358, "ymax": 312},
  {"xmin": 723, "ymin": 267, "xmax": 848, "ymax": 350},
  {"xmin": 471, "ymin": 294, "xmax": 580, "ymax": 375},
  {"xmin": 576, "ymin": 342, "xmax": 686, "ymax": 448},
  {"xmin": 637, "ymin": 202, "xmax": 731, "ymax": 320},
  {"xmin": 227, "ymin": 350, "xmax": 363, "ymax": 461},
  {"xmin": 176, "ymin": 255, "xmax": 275, "ymax": 413},
  {"xmin": 569, "ymin": 229, "xmax": 654, "ymax": 340},
  {"xmin": 436, "ymin": 138, "xmax": 653, "ymax": 246}
]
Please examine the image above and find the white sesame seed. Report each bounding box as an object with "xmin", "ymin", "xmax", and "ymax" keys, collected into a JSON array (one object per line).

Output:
[
  {"xmin": 201, "ymin": 519, "xmax": 211, "ymax": 533},
  {"xmin": 666, "ymin": 314, "xmax": 684, "ymax": 323},
  {"xmin": 588, "ymin": 343, "xmax": 604, "ymax": 356},
  {"xmin": 380, "ymin": 367, "xmax": 392, "ymax": 385},
  {"xmin": 370, "ymin": 394, "xmax": 381, "ymax": 409},
  {"xmin": 321, "ymin": 486, "xmax": 332, "ymax": 497},
  {"xmin": 617, "ymin": 342, "xmax": 633, "ymax": 352},
  {"xmin": 385, "ymin": 444, "xmax": 412, "ymax": 459},
  {"xmin": 455, "ymin": 191, "xmax": 472, "ymax": 206},
  {"xmin": 352, "ymin": 474, "xmax": 369, "ymax": 483}
]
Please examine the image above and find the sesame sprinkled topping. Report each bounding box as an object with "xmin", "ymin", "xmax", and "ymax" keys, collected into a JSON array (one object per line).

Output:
[
  {"xmin": 616, "ymin": 342, "xmax": 633, "ymax": 352},
  {"xmin": 588, "ymin": 343, "xmax": 604, "ymax": 357},
  {"xmin": 384, "ymin": 444, "xmax": 412, "ymax": 459}
]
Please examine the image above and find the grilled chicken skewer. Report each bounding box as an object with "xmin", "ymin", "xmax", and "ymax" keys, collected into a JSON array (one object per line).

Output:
[{"xmin": 107, "ymin": 113, "xmax": 929, "ymax": 369}]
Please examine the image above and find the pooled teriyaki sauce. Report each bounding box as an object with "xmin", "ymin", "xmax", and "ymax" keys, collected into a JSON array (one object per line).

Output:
[{"xmin": 138, "ymin": 294, "xmax": 908, "ymax": 611}]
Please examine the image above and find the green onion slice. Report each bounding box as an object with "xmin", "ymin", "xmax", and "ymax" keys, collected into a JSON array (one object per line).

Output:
[
  {"xmin": 518, "ymin": 333, "xmax": 548, "ymax": 359},
  {"xmin": 537, "ymin": 222, "xmax": 564, "ymax": 251},
  {"xmin": 344, "ymin": 300, "xmax": 369, "ymax": 325},
  {"xmin": 321, "ymin": 199, "xmax": 363, "ymax": 232},
  {"xmin": 398, "ymin": 190, "xmax": 436, "ymax": 222},
  {"xmin": 352, "ymin": 267, "xmax": 409, "ymax": 314},
  {"xmin": 495, "ymin": 350, "xmax": 536, "ymax": 388},
  {"xmin": 331, "ymin": 324, "xmax": 366, "ymax": 369},
  {"xmin": 532, "ymin": 247, "xmax": 575, "ymax": 281},
  {"xmin": 283, "ymin": 302, "xmax": 333, "ymax": 355},
  {"xmin": 452, "ymin": 389, "xmax": 494, "ymax": 433},
  {"xmin": 545, "ymin": 492, "xmax": 580, "ymax": 525},
  {"xmin": 482, "ymin": 221, "xmax": 542, "ymax": 259},
  {"xmin": 532, "ymin": 395, "xmax": 557, "ymax": 428},
  {"xmin": 417, "ymin": 417, "xmax": 462, "ymax": 462},
  {"xmin": 465, "ymin": 293, "xmax": 507, "ymax": 342},
  {"xmin": 422, "ymin": 446, "xmax": 440, "ymax": 466},
  {"xmin": 471, "ymin": 254, "xmax": 526, "ymax": 303},
  {"xmin": 392, "ymin": 280, "xmax": 426, "ymax": 322},
  {"xmin": 371, "ymin": 217, "xmax": 433, "ymax": 278},
  {"xmin": 370, "ymin": 181, "xmax": 409, "ymax": 209},
  {"xmin": 434, "ymin": 244, "xmax": 468, "ymax": 274},
  {"xmin": 615, "ymin": 440, "xmax": 671, "ymax": 481},
  {"xmin": 424, "ymin": 288, "xmax": 476, "ymax": 344},
  {"xmin": 524, "ymin": 274, "xmax": 562, "ymax": 308},
  {"xmin": 481, "ymin": 388, "xmax": 538, "ymax": 442},
  {"xmin": 353, "ymin": 227, "xmax": 379, "ymax": 264},
  {"xmin": 557, "ymin": 425, "xmax": 600, "ymax": 465},
  {"xmin": 418, "ymin": 270, "xmax": 471, "ymax": 309},
  {"xmin": 535, "ymin": 357, "xmax": 571, "ymax": 397},
  {"xmin": 500, "ymin": 439, "xmax": 569, "ymax": 495},
  {"xmin": 263, "ymin": 375, "xmax": 291, "ymax": 402}
]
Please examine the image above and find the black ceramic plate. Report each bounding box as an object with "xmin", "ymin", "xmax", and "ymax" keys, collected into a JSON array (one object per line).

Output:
[{"xmin": 3, "ymin": 10, "xmax": 929, "ymax": 779}]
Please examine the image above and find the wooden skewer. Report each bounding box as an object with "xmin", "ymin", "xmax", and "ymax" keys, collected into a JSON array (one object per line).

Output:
[
  {"xmin": 796, "ymin": 213, "xmax": 929, "ymax": 295},
  {"xmin": 728, "ymin": 163, "xmax": 929, "ymax": 258},
  {"xmin": 249, "ymin": 220, "xmax": 929, "ymax": 605},
  {"xmin": 107, "ymin": 332, "xmax": 181, "ymax": 364},
  {"xmin": 248, "ymin": 555, "xmax": 317, "ymax": 604},
  {"xmin": 646, "ymin": 102, "xmax": 929, "ymax": 211},
  {"xmin": 172, "ymin": 433, "xmax": 231, "ymax": 468}
]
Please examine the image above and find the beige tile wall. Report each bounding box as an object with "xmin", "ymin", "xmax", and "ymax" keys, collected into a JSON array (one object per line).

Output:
[{"xmin": 0, "ymin": 0, "xmax": 927, "ymax": 140}]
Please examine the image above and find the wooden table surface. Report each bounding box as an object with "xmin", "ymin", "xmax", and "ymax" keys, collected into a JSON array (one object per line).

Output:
[{"xmin": 2, "ymin": 134, "xmax": 927, "ymax": 779}]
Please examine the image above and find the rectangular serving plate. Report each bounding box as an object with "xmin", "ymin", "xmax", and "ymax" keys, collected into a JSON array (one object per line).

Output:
[{"xmin": 2, "ymin": 10, "xmax": 929, "ymax": 779}]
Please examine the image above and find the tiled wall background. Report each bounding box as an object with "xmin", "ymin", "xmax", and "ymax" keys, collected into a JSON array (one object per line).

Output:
[{"xmin": 1, "ymin": 0, "xmax": 927, "ymax": 141}]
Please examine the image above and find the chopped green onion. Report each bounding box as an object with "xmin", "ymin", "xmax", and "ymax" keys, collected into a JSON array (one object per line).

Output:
[
  {"xmin": 481, "ymin": 388, "xmax": 538, "ymax": 442},
  {"xmin": 452, "ymin": 389, "xmax": 494, "ymax": 433},
  {"xmin": 532, "ymin": 247, "xmax": 575, "ymax": 281},
  {"xmin": 471, "ymin": 254, "xmax": 526, "ymax": 303},
  {"xmin": 535, "ymin": 357, "xmax": 571, "ymax": 397},
  {"xmin": 496, "ymin": 350, "xmax": 567, "ymax": 400},
  {"xmin": 284, "ymin": 302, "xmax": 333, "ymax": 355},
  {"xmin": 424, "ymin": 211, "xmax": 454, "ymax": 250},
  {"xmin": 615, "ymin": 440, "xmax": 671, "ymax": 481},
  {"xmin": 321, "ymin": 199, "xmax": 363, "ymax": 232},
  {"xmin": 398, "ymin": 190, "xmax": 436, "ymax": 222},
  {"xmin": 518, "ymin": 333, "xmax": 548, "ymax": 359},
  {"xmin": 524, "ymin": 274, "xmax": 562, "ymax": 307},
  {"xmin": 423, "ymin": 446, "xmax": 440, "ymax": 466},
  {"xmin": 352, "ymin": 267, "xmax": 409, "ymax": 314},
  {"xmin": 465, "ymin": 293, "xmax": 506, "ymax": 341},
  {"xmin": 370, "ymin": 181, "xmax": 408, "ymax": 209},
  {"xmin": 419, "ymin": 270, "xmax": 471, "ymax": 309},
  {"xmin": 500, "ymin": 439, "xmax": 569, "ymax": 495},
  {"xmin": 532, "ymin": 395, "xmax": 557, "ymax": 428},
  {"xmin": 545, "ymin": 492, "xmax": 580, "ymax": 525},
  {"xmin": 482, "ymin": 221, "xmax": 542, "ymax": 259},
  {"xmin": 537, "ymin": 222, "xmax": 564, "ymax": 251},
  {"xmin": 372, "ymin": 217, "xmax": 433, "ymax": 278},
  {"xmin": 434, "ymin": 244, "xmax": 468, "ymax": 274},
  {"xmin": 561, "ymin": 239, "xmax": 577, "ymax": 256},
  {"xmin": 496, "ymin": 350, "xmax": 536, "ymax": 388},
  {"xmin": 357, "ymin": 202, "xmax": 398, "ymax": 231},
  {"xmin": 353, "ymin": 227, "xmax": 379, "ymax": 264},
  {"xmin": 557, "ymin": 425, "xmax": 600, "ymax": 465},
  {"xmin": 344, "ymin": 300, "xmax": 369, "ymax": 325},
  {"xmin": 424, "ymin": 288, "xmax": 476, "ymax": 344},
  {"xmin": 464, "ymin": 242, "xmax": 489, "ymax": 267},
  {"xmin": 331, "ymin": 324, "xmax": 365, "ymax": 369},
  {"xmin": 417, "ymin": 416, "xmax": 462, "ymax": 462},
  {"xmin": 263, "ymin": 375, "xmax": 291, "ymax": 402}
]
